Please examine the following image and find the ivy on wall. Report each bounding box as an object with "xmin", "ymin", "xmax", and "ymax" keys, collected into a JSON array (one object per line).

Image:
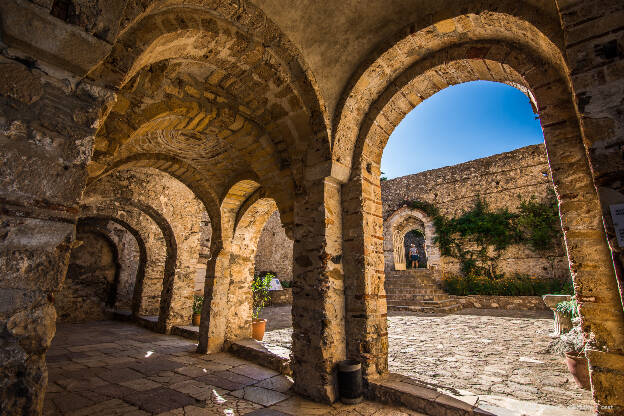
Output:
[{"xmin": 404, "ymin": 189, "xmax": 563, "ymax": 278}]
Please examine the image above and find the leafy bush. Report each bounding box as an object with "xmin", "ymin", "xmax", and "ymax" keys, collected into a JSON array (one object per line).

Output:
[
  {"xmin": 252, "ymin": 273, "xmax": 272, "ymax": 319},
  {"xmin": 280, "ymin": 280, "xmax": 292, "ymax": 288},
  {"xmin": 434, "ymin": 198, "xmax": 521, "ymax": 277},
  {"xmin": 442, "ymin": 273, "xmax": 569, "ymax": 296},
  {"xmin": 192, "ymin": 295, "xmax": 203, "ymax": 314},
  {"xmin": 555, "ymin": 298, "xmax": 578, "ymax": 319},
  {"xmin": 516, "ymin": 190, "xmax": 563, "ymax": 253}
]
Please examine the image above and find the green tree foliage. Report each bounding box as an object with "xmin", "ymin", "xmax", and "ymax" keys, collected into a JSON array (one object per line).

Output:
[
  {"xmin": 252, "ymin": 273, "xmax": 273, "ymax": 319},
  {"xmin": 192, "ymin": 295, "xmax": 203, "ymax": 314}
]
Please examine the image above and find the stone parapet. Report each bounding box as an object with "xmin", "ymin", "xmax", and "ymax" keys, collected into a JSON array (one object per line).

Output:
[
  {"xmin": 269, "ymin": 289, "xmax": 293, "ymax": 305},
  {"xmin": 451, "ymin": 295, "xmax": 548, "ymax": 311}
]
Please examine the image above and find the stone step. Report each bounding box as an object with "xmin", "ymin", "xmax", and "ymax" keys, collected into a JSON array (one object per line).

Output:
[
  {"xmin": 385, "ymin": 276, "xmax": 439, "ymax": 285},
  {"xmin": 386, "ymin": 293, "xmax": 449, "ymax": 302},
  {"xmin": 384, "ymin": 268, "xmax": 459, "ymax": 313},
  {"xmin": 387, "ymin": 303, "xmax": 463, "ymax": 314},
  {"xmin": 387, "ymin": 297, "xmax": 456, "ymax": 306},
  {"xmin": 385, "ymin": 288, "xmax": 441, "ymax": 295},
  {"xmin": 385, "ymin": 284, "xmax": 445, "ymax": 291}
]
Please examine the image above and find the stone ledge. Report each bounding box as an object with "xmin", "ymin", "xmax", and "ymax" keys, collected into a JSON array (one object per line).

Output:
[
  {"xmin": 451, "ymin": 295, "xmax": 548, "ymax": 311},
  {"xmin": 111, "ymin": 309, "xmax": 133, "ymax": 321},
  {"xmin": 542, "ymin": 294, "xmax": 572, "ymax": 310},
  {"xmin": 269, "ymin": 288, "xmax": 293, "ymax": 305},
  {"xmin": 228, "ymin": 338, "xmax": 292, "ymax": 376},
  {"xmin": 135, "ymin": 315, "xmax": 158, "ymax": 332},
  {"xmin": 367, "ymin": 373, "xmax": 495, "ymax": 416},
  {"xmin": 0, "ymin": 0, "xmax": 112, "ymax": 75},
  {"xmin": 171, "ymin": 325, "xmax": 200, "ymax": 341}
]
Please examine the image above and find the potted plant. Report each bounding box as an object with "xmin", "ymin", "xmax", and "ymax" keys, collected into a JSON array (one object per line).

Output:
[
  {"xmin": 554, "ymin": 298, "xmax": 577, "ymax": 334},
  {"xmin": 560, "ymin": 325, "xmax": 590, "ymax": 390},
  {"xmin": 251, "ymin": 273, "xmax": 272, "ymax": 341},
  {"xmin": 192, "ymin": 295, "xmax": 203, "ymax": 326},
  {"xmin": 553, "ymin": 299, "xmax": 590, "ymax": 390}
]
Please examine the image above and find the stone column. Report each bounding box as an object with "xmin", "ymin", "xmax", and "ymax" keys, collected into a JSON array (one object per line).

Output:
[
  {"xmin": 0, "ymin": 58, "xmax": 103, "ymax": 414},
  {"xmin": 342, "ymin": 161, "xmax": 389, "ymax": 380},
  {"xmin": 556, "ymin": 1, "xmax": 624, "ymax": 413},
  {"xmin": 198, "ymin": 238, "xmax": 231, "ymax": 353},
  {"xmin": 291, "ymin": 177, "xmax": 347, "ymax": 403}
]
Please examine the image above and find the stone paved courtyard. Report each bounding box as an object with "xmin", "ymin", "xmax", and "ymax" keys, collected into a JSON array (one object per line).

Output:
[
  {"xmin": 261, "ymin": 307, "xmax": 594, "ymax": 415},
  {"xmin": 44, "ymin": 321, "xmax": 427, "ymax": 415}
]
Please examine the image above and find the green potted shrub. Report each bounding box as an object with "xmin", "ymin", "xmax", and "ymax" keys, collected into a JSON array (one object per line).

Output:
[
  {"xmin": 554, "ymin": 298, "xmax": 577, "ymax": 334},
  {"xmin": 552, "ymin": 298, "xmax": 590, "ymax": 389},
  {"xmin": 192, "ymin": 295, "xmax": 203, "ymax": 326},
  {"xmin": 251, "ymin": 273, "xmax": 272, "ymax": 340}
]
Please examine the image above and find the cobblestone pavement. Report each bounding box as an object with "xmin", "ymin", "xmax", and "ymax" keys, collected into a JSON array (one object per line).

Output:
[
  {"xmin": 45, "ymin": 321, "xmax": 426, "ymax": 415},
  {"xmin": 261, "ymin": 308, "xmax": 594, "ymax": 415}
]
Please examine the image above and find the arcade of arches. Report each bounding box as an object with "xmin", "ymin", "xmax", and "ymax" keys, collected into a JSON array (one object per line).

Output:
[{"xmin": 1, "ymin": 1, "xmax": 623, "ymax": 415}]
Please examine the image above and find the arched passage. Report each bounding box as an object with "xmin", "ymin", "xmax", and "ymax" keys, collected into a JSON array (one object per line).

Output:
[
  {"xmin": 384, "ymin": 208, "xmax": 440, "ymax": 272},
  {"xmin": 335, "ymin": 14, "xmax": 624, "ymax": 407},
  {"xmin": 77, "ymin": 215, "xmax": 148, "ymax": 317},
  {"xmin": 55, "ymin": 224, "xmax": 120, "ymax": 322},
  {"xmin": 84, "ymin": 166, "xmax": 209, "ymax": 331},
  {"xmin": 81, "ymin": 195, "xmax": 180, "ymax": 332},
  {"xmin": 74, "ymin": 219, "xmax": 136, "ymax": 311},
  {"xmin": 198, "ymin": 180, "xmax": 284, "ymax": 352},
  {"xmin": 225, "ymin": 197, "xmax": 280, "ymax": 341}
]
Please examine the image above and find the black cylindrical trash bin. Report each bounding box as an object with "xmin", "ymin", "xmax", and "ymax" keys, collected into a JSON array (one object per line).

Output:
[{"xmin": 337, "ymin": 360, "xmax": 363, "ymax": 404}]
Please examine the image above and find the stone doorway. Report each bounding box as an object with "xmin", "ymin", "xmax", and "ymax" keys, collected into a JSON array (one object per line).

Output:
[{"xmin": 404, "ymin": 229, "xmax": 427, "ymax": 269}]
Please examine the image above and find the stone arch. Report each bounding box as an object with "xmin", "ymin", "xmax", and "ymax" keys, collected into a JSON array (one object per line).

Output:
[
  {"xmin": 77, "ymin": 214, "xmax": 148, "ymax": 317},
  {"xmin": 385, "ymin": 207, "xmax": 440, "ymax": 272},
  {"xmin": 198, "ymin": 179, "xmax": 282, "ymax": 352},
  {"xmin": 74, "ymin": 220, "xmax": 126, "ymax": 309},
  {"xmin": 337, "ymin": 15, "xmax": 624, "ymax": 396},
  {"xmin": 91, "ymin": 0, "xmax": 328, "ymax": 138},
  {"xmin": 79, "ymin": 199, "xmax": 177, "ymax": 323},
  {"xmin": 55, "ymin": 224, "xmax": 121, "ymax": 322},
  {"xmin": 220, "ymin": 179, "xmax": 263, "ymax": 244},
  {"xmin": 88, "ymin": 2, "xmax": 328, "ymax": 201},
  {"xmin": 84, "ymin": 166, "xmax": 209, "ymax": 331},
  {"xmin": 92, "ymin": 153, "xmax": 220, "ymax": 221},
  {"xmin": 225, "ymin": 197, "xmax": 279, "ymax": 341},
  {"xmin": 90, "ymin": 153, "xmax": 224, "ymax": 284},
  {"xmin": 81, "ymin": 195, "xmax": 182, "ymax": 331},
  {"xmin": 332, "ymin": 12, "xmax": 568, "ymax": 175},
  {"xmin": 92, "ymin": 88, "xmax": 296, "ymax": 230}
]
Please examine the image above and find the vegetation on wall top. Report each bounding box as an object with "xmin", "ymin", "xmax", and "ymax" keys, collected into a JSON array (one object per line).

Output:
[{"xmin": 404, "ymin": 189, "xmax": 564, "ymax": 278}]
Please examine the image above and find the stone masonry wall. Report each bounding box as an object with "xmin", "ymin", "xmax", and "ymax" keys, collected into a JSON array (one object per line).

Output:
[
  {"xmin": 253, "ymin": 145, "xmax": 570, "ymax": 281},
  {"xmin": 56, "ymin": 231, "xmax": 117, "ymax": 322},
  {"xmin": 106, "ymin": 221, "xmax": 139, "ymax": 311},
  {"xmin": 254, "ymin": 211, "xmax": 294, "ymax": 281},
  {"xmin": 381, "ymin": 144, "xmax": 570, "ymax": 280}
]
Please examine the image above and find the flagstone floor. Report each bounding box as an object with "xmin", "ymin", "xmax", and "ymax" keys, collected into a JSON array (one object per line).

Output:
[
  {"xmin": 44, "ymin": 321, "xmax": 426, "ymax": 416},
  {"xmin": 260, "ymin": 308, "xmax": 595, "ymax": 415}
]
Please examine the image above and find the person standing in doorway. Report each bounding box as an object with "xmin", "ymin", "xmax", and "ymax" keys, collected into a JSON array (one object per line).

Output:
[{"xmin": 409, "ymin": 243, "xmax": 419, "ymax": 269}]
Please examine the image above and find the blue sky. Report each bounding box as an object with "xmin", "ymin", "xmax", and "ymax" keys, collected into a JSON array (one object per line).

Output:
[{"xmin": 380, "ymin": 80, "xmax": 544, "ymax": 179}]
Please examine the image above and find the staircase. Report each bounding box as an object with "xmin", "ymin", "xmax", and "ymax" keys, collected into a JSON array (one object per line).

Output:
[{"xmin": 385, "ymin": 269, "xmax": 462, "ymax": 313}]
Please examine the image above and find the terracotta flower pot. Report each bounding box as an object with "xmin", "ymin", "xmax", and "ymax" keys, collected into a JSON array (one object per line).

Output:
[
  {"xmin": 565, "ymin": 352, "xmax": 591, "ymax": 390},
  {"xmin": 192, "ymin": 313, "xmax": 201, "ymax": 326},
  {"xmin": 252, "ymin": 318, "xmax": 267, "ymax": 341}
]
